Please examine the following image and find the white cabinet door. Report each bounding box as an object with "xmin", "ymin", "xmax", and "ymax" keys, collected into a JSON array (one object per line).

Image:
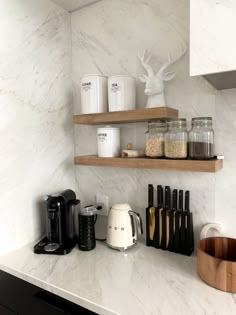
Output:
[{"xmin": 190, "ymin": 0, "xmax": 236, "ymax": 76}]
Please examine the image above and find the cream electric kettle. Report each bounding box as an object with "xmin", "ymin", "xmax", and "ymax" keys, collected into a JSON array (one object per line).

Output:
[{"xmin": 106, "ymin": 203, "xmax": 143, "ymax": 251}]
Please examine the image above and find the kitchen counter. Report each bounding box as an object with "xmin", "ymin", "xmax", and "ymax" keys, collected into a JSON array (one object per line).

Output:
[{"xmin": 0, "ymin": 241, "xmax": 235, "ymax": 315}]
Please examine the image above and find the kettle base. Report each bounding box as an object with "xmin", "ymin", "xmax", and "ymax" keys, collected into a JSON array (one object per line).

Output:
[{"xmin": 106, "ymin": 242, "xmax": 136, "ymax": 252}]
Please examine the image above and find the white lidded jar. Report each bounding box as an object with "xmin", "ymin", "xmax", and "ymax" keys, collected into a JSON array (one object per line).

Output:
[
  {"xmin": 97, "ymin": 126, "xmax": 120, "ymax": 157},
  {"xmin": 108, "ymin": 75, "xmax": 136, "ymax": 112},
  {"xmin": 80, "ymin": 74, "xmax": 108, "ymax": 114}
]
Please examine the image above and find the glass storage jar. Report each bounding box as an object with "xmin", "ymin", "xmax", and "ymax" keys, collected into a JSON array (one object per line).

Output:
[
  {"xmin": 145, "ymin": 121, "xmax": 167, "ymax": 158},
  {"xmin": 188, "ymin": 117, "xmax": 214, "ymax": 159},
  {"xmin": 165, "ymin": 119, "xmax": 188, "ymax": 159}
]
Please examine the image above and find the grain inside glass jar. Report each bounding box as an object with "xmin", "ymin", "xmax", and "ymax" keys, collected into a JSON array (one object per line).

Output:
[
  {"xmin": 145, "ymin": 121, "xmax": 167, "ymax": 158},
  {"xmin": 164, "ymin": 119, "xmax": 188, "ymax": 159}
]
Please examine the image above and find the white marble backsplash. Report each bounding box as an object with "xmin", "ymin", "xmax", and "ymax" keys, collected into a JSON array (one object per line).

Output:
[
  {"xmin": 1, "ymin": 0, "xmax": 236, "ymax": 255},
  {"xmin": 215, "ymin": 89, "xmax": 236, "ymax": 238},
  {"xmin": 0, "ymin": 0, "xmax": 75, "ymax": 254},
  {"xmin": 71, "ymin": 0, "xmax": 220, "ymax": 246}
]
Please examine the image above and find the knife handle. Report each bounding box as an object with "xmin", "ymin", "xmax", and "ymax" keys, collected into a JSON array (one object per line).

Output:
[
  {"xmin": 157, "ymin": 185, "xmax": 162, "ymax": 207},
  {"xmin": 172, "ymin": 189, "xmax": 177, "ymax": 211},
  {"xmin": 165, "ymin": 186, "xmax": 170, "ymax": 208},
  {"xmin": 185, "ymin": 191, "xmax": 190, "ymax": 212},
  {"xmin": 148, "ymin": 184, "xmax": 153, "ymax": 207},
  {"xmin": 179, "ymin": 190, "xmax": 183, "ymax": 210}
]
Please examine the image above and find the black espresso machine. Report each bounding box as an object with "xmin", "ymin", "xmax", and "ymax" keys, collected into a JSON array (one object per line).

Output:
[{"xmin": 34, "ymin": 189, "xmax": 80, "ymax": 255}]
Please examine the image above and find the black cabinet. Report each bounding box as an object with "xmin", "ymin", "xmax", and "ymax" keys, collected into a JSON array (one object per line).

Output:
[
  {"xmin": 0, "ymin": 304, "xmax": 17, "ymax": 315},
  {"xmin": 0, "ymin": 270, "xmax": 98, "ymax": 315}
]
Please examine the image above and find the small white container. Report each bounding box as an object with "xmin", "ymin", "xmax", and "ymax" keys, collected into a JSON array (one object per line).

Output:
[
  {"xmin": 108, "ymin": 75, "xmax": 136, "ymax": 112},
  {"xmin": 80, "ymin": 74, "xmax": 108, "ymax": 114},
  {"xmin": 97, "ymin": 126, "xmax": 120, "ymax": 157}
]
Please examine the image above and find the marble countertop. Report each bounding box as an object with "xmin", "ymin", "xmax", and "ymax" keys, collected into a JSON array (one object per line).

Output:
[{"xmin": 0, "ymin": 241, "xmax": 235, "ymax": 315}]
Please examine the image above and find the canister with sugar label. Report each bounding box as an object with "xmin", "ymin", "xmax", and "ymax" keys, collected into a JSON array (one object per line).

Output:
[
  {"xmin": 80, "ymin": 74, "xmax": 108, "ymax": 114},
  {"xmin": 108, "ymin": 75, "xmax": 136, "ymax": 112},
  {"xmin": 97, "ymin": 126, "xmax": 120, "ymax": 157}
]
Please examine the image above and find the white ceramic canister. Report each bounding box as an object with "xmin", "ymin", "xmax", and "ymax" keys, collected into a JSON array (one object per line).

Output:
[
  {"xmin": 80, "ymin": 74, "xmax": 108, "ymax": 114},
  {"xmin": 97, "ymin": 126, "xmax": 120, "ymax": 157},
  {"xmin": 108, "ymin": 75, "xmax": 136, "ymax": 112}
]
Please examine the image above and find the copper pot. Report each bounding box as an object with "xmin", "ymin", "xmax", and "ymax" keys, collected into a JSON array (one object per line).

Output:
[{"xmin": 197, "ymin": 237, "xmax": 236, "ymax": 293}]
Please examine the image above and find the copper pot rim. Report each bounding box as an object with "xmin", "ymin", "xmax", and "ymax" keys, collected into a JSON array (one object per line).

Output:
[{"xmin": 198, "ymin": 236, "xmax": 236, "ymax": 263}]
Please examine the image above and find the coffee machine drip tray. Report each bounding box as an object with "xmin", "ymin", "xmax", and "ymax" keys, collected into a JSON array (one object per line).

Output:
[
  {"xmin": 34, "ymin": 237, "xmax": 76, "ymax": 256},
  {"xmin": 44, "ymin": 243, "xmax": 60, "ymax": 252}
]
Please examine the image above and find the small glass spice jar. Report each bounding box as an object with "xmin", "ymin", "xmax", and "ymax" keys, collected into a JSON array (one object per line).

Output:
[
  {"xmin": 188, "ymin": 117, "xmax": 214, "ymax": 159},
  {"xmin": 165, "ymin": 119, "xmax": 188, "ymax": 159},
  {"xmin": 145, "ymin": 121, "xmax": 167, "ymax": 158}
]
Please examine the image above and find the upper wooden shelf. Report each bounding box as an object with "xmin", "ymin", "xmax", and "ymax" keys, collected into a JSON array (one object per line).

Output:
[
  {"xmin": 74, "ymin": 156, "xmax": 223, "ymax": 173},
  {"xmin": 73, "ymin": 107, "xmax": 178, "ymax": 125}
]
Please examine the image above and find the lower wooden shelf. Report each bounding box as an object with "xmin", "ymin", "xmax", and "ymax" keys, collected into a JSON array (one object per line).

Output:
[{"xmin": 74, "ymin": 156, "xmax": 223, "ymax": 173}]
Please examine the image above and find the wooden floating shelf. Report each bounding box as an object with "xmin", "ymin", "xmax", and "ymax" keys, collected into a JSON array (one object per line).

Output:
[
  {"xmin": 73, "ymin": 107, "xmax": 178, "ymax": 125},
  {"xmin": 74, "ymin": 156, "xmax": 223, "ymax": 173}
]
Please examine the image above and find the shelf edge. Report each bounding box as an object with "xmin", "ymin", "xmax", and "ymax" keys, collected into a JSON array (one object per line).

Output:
[
  {"xmin": 73, "ymin": 107, "xmax": 178, "ymax": 125},
  {"xmin": 74, "ymin": 156, "xmax": 223, "ymax": 173}
]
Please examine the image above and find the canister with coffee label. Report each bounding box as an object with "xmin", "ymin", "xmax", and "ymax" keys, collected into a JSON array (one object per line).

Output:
[
  {"xmin": 97, "ymin": 126, "xmax": 120, "ymax": 157},
  {"xmin": 108, "ymin": 75, "xmax": 136, "ymax": 112}
]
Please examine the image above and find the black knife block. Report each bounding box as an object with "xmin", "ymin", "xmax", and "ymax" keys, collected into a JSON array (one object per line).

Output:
[{"xmin": 146, "ymin": 186, "xmax": 194, "ymax": 256}]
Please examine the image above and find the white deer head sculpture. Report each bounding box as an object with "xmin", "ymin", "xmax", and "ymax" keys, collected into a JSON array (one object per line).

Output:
[{"xmin": 138, "ymin": 45, "xmax": 186, "ymax": 108}]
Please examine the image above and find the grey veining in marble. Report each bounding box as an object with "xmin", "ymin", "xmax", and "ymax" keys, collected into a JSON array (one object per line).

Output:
[
  {"xmin": 0, "ymin": 242, "xmax": 236, "ymax": 315},
  {"xmin": 2, "ymin": 0, "xmax": 236, "ymax": 268},
  {"xmin": 71, "ymin": 0, "xmax": 236, "ymax": 245},
  {"xmin": 0, "ymin": 0, "xmax": 75, "ymax": 255},
  {"xmin": 50, "ymin": 0, "xmax": 101, "ymax": 12},
  {"xmin": 71, "ymin": 0, "xmax": 217, "ymax": 246}
]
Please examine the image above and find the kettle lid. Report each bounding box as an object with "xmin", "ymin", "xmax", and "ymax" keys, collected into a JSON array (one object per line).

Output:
[{"xmin": 111, "ymin": 203, "xmax": 132, "ymax": 211}]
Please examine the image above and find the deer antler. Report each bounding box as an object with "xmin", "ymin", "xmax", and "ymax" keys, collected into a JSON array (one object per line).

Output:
[
  {"xmin": 158, "ymin": 43, "xmax": 187, "ymax": 76},
  {"xmin": 138, "ymin": 49, "xmax": 155, "ymax": 77}
]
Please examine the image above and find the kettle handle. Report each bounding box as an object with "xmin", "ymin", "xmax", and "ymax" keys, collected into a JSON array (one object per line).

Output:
[
  {"xmin": 129, "ymin": 211, "xmax": 143, "ymax": 236},
  {"xmin": 129, "ymin": 213, "xmax": 135, "ymax": 237}
]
